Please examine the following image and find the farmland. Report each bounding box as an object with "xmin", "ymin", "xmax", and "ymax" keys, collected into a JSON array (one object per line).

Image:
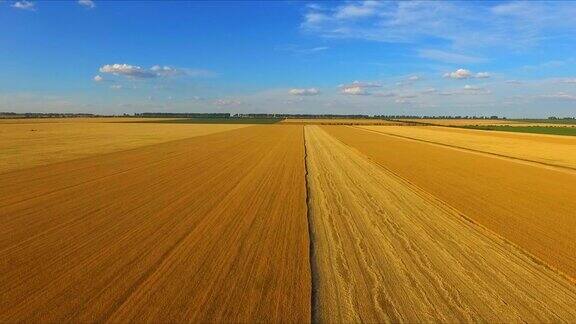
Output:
[
  {"xmin": 0, "ymin": 118, "xmax": 249, "ymax": 173},
  {"xmin": 1, "ymin": 118, "xmax": 576, "ymax": 322},
  {"xmin": 358, "ymin": 125, "xmax": 576, "ymax": 169},
  {"xmin": 306, "ymin": 125, "xmax": 576, "ymax": 322},
  {"xmin": 463, "ymin": 125, "xmax": 576, "ymax": 136},
  {"xmin": 0, "ymin": 123, "xmax": 309, "ymax": 322},
  {"xmin": 324, "ymin": 125, "xmax": 576, "ymax": 278},
  {"xmin": 395, "ymin": 118, "xmax": 523, "ymax": 126}
]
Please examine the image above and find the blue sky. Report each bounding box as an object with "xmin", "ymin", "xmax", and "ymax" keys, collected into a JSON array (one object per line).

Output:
[{"xmin": 1, "ymin": 0, "xmax": 576, "ymax": 117}]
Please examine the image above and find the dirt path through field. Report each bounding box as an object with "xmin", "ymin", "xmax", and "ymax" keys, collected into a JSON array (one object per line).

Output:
[
  {"xmin": 0, "ymin": 125, "xmax": 310, "ymax": 322},
  {"xmin": 305, "ymin": 125, "xmax": 576, "ymax": 322}
]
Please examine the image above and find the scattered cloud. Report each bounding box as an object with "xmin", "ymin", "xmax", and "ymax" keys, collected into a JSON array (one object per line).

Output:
[
  {"xmin": 78, "ymin": 0, "xmax": 95, "ymax": 9},
  {"xmin": 505, "ymin": 80, "xmax": 523, "ymax": 84},
  {"xmin": 559, "ymin": 78, "xmax": 576, "ymax": 84},
  {"xmin": 444, "ymin": 69, "xmax": 472, "ymax": 79},
  {"xmin": 522, "ymin": 59, "xmax": 571, "ymax": 71},
  {"xmin": 395, "ymin": 98, "xmax": 409, "ymax": 104},
  {"xmin": 462, "ymin": 85, "xmax": 491, "ymax": 95},
  {"xmin": 306, "ymin": 3, "xmax": 324, "ymax": 11},
  {"xmin": 289, "ymin": 88, "xmax": 320, "ymax": 96},
  {"xmin": 99, "ymin": 64, "xmax": 156, "ymax": 78},
  {"xmin": 373, "ymin": 92, "xmax": 396, "ymax": 98},
  {"xmin": 93, "ymin": 75, "xmax": 103, "ymax": 82},
  {"xmin": 421, "ymin": 88, "xmax": 437, "ymax": 94},
  {"xmin": 463, "ymin": 85, "xmax": 481, "ymax": 91},
  {"xmin": 302, "ymin": 1, "xmax": 576, "ymax": 50},
  {"xmin": 540, "ymin": 92, "xmax": 576, "ymax": 101},
  {"xmin": 98, "ymin": 64, "xmax": 214, "ymax": 80},
  {"xmin": 150, "ymin": 65, "xmax": 181, "ymax": 77},
  {"xmin": 341, "ymin": 86, "xmax": 368, "ymax": 95},
  {"xmin": 214, "ymin": 99, "xmax": 242, "ymax": 106},
  {"xmin": 475, "ymin": 72, "xmax": 491, "ymax": 79},
  {"xmin": 418, "ymin": 49, "xmax": 486, "ymax": 64},
  {"xmin": 110, "ymin": 84, "xmax": 123, "ymax": 90},
  {"xmin": 339, "ymin": 80, "xmax": 381, "ymax": 89},
  {"xmin": 12, "ymin": 1, "xmax": 35, "ymax": 10},
  {"xmin": 276, "ymin": 45, "xmax": 329, "ymax": 55},
  {"xmin": 339, "ymin": 80, "xmax": 381, "ymax": 95},
  {"xmin": 334, "ymin": 0, "xmax": 382, "ymax": 20},
  {"xmin": 444, "ymin": 69, "xmax": 491, "ymax": 80},
  {"xmin": 396, "ymin": 75, "xmax": 422, "ymax": 87}
]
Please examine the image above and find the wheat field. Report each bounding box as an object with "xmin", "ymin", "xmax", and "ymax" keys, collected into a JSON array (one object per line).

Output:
[
  {"xmin": 305, "ymin": 125, "xmax": 576, "ymax": 322},
  {"xmin": 0, "ymin": 124, "xmax": 310, "ymax": 322},
  {"xmin": 1, "ymin": 119, "xmax": 575, "ymax": 322}
]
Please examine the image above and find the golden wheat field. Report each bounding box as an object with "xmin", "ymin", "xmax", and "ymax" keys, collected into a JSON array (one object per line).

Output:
[
  {"xmin": 0, "ymin": 118, "xmax": 249, "ymax": 173},
  {"xmin": 1, "ymin": 118, "xmax": 576, "ymax": 322},
  {"xmin": 306, "ymin": 125, "xmax": 576, "ymax": 322},
  {"xmin": 359, "ymin": 125, "xmax": 576, "ymax": 169}
]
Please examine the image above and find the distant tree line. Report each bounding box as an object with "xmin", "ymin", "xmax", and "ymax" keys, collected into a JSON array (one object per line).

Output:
[
  {"xmin": 3, "ymin": 111, "xmax": 574, "ymax": 120},
  {"xmin": 135, "ymin": 112, "xmax": 231, "ymax": 118},
  {"xmin": 0, "ymin": 112, "xmax": 98, "ymax": 118},
  {"xmin": 547, "ymin": 116, "xmax": 576, "ymax": 120},
  {"xmin": 274, "ymin": 114, "xmax": 375, "ymax": 119},
  {"xmin": 374, "ymin": 115, "xmax": 506, "ymax": 120}
]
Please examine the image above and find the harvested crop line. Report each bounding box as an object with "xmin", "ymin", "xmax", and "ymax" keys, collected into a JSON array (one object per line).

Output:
[
  {"xmin": 305, "ymin": 125, "xmax": 576, "ymax": 322},
  {"xmin": 353, "ymin": 126, "xmax": 576, "ymax": 174},
  {"xmin": 0, "ymin": 125, "xmax": 311, "ymax": 323},
  {"xmin": 325, "ymin": 125, "xmax": 576, "ymax": 279}
]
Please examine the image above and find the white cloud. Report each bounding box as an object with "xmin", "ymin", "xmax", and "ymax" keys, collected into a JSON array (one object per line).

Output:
[
  {"xmin": 444, "ymin": 69, "xmax": 472, "ymax": 79},
  {"xmin": 339, "ymin": 80, "xmax": 381, "ymax": 95},
  {"xmin": 418, "ymin": 49, "xmax": 486, "ymax": 64},
  {"xmin": 304, "ymin": 12, "xmax": 328, "ymax": 25},
  {"xmin": 444, "ymin": 69, "xmax": 491, "ymax": 80},
  {"xmin": 98, "ymin": 64, "xmax": 213, "ymax": 80},
  {"xmin": 12, "ymin": 1, "xmax": 35, "ymax": 10},
  {"xmin": 306, "ymin": 3, "xmax": 324, "ymax": 11},
  {"xmin": 334, "ymin": 1, "xmax": 382, "ymax": 19},
  {"xmin": 110, "ymin": 85, "xmax": 123, "ymax": 90},
  {"xmin": 302, "ymin": 1, "xmax": 576, "ymax": 50},
  {"xmin": 289, "ymin": 88, "xmax": 320, "ymax": 96},
  {"xmin": 540, "ymin": 92, "xmax": 576, "ymax": 101},
  {"xmin": 373, "ymin": 92, "xmax": 396, "ymax": 97},
  {"xmin": 395, "ymin": 98, "xmax": 415, "ymax": 104},
  {"xmin": 214, "ymin": 99, "xmax": 242, "ymax": 106},
  {"xmin": 461, "ymin": 85, "xmax": 491, "ymax": 95},
  {"xmin": 150, "ymin": 65, "xmax": 180, "ymax": 77},
  {"xmin": 341, "ymin": 86, "xmax": 368, "ymax": 95},
  {"xmin": 559, "ymin": 78, "xmax": 576, "ymax": 84},
  {"xmin": 100, "ymin": 64, "xmax": 156, "ymax": 78},
  {"xmin": 505, "ymin": 80, "xmax": 523, "ymax": 84},
  {"xmin": 78, "ymin": 0, "xmax": 95, "ymax": 9},
  {"xmin": 93, "ymin": 75, "xmax": 103, "ymax": 82},
  {"xmin": 340, "ymin": 80, "xmax": 381, "ymax": 88},
  {"xmin": 421, "ymin": 88, "xmax": 437, "ymax": 94},
  {"xmin": 408, "ymin": 75, "xmax": 421, "ymax": 81},
  {"xmin": 276, "ymin": 45, "xmax": 329, "ymax": 55},
  {"xmin": 463, "ymin": 85, "xmax": 481, "ymax": 91}
]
